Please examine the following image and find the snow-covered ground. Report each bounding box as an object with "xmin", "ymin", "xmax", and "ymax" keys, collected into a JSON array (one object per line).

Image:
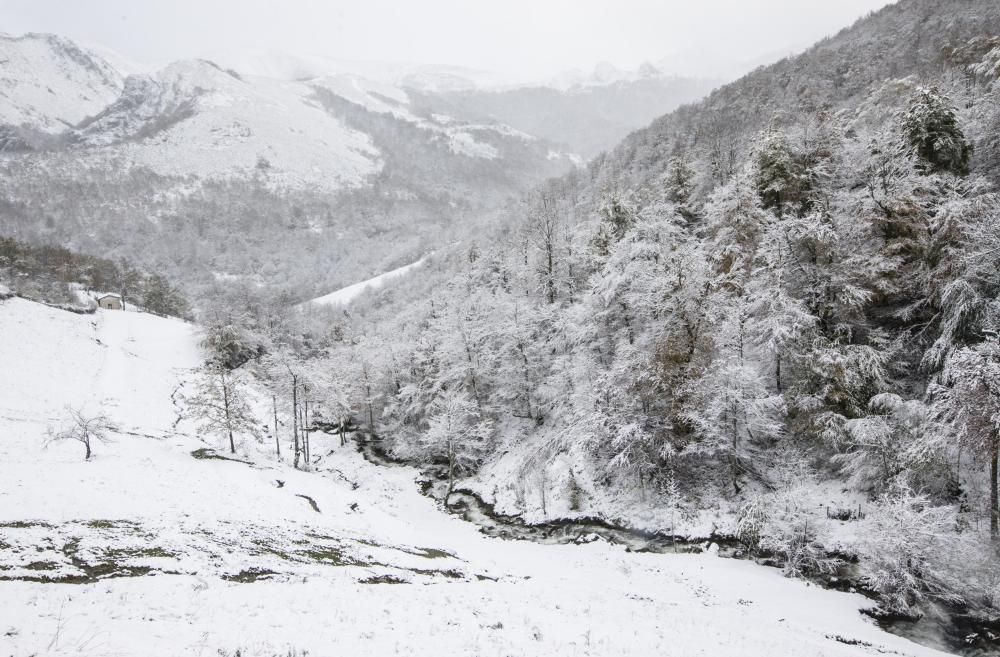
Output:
[
  {"xmin": 73, "ymin": 60, "xmax": 383, "ymax": 192},
  {"xmin": 312, "ymin": 75, "xmax": 530, "ymax": 160},
  {"xmin": 2, "ymin": 32, "xmax": 578, "ymax": 195},
  {"xmin": 0, "ymin": 33, "xmax": 124, "ymax": 133},
  {"xmin": 0, "ymin": 296, "xmax": 955, "ymax": 656},
  {"xmin": 305, "ymin": 255, "xmax": 430, "ymax": 308}
]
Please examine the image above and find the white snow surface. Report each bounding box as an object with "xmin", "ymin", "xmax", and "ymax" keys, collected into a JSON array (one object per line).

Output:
[
  {"xmin": 306, "ymin": 255, "xmax": 430, "ymax": 308},
  {"xmin": 1, "ymin": 33, "xmax": 541, "ymax": 188},
  {"xmin": 74, "ymin": 60, "xmax": 381, "ymax": 191},
  {"xmin": 0, "ymin": 33, "xmax": 124, "ymax": 132},
  {"xmin": 0, "ymin": 296, "xmax": 955, "ymax": 657},
  {"xmin": 311, "ymin": 75, "xmax": 517, "ymax": 159}
]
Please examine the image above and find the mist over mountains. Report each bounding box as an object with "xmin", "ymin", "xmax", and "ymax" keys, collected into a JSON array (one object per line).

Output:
[
  {"xmin": 0, "ymin": 31, "xmax": 717, "ymax": 300},
  {"xmin": 4, "ymin": 2, "xmax": 1000, "ymax": 655}
]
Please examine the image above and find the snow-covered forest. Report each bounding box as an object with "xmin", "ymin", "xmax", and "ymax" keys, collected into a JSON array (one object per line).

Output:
[
  {"xmin": 205, "ymin": 0, "xmax": 1000, "ymax": 638},
  {"xmin": 2, "ymin": 0, "xmax": 1000, "ymax": 655}
]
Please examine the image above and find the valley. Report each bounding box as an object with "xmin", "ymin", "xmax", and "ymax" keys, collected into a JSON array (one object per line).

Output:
[
  {"xmin": 0, "ymin": 296, "xmax": 953, "ymax": 657},
  {"xmin": 2, "ymin": 1, "xmax": 1000, "ymax": 655}
]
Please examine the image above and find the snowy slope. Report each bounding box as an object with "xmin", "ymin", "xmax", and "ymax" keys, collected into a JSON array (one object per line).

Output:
[
  {"xmin": 0, "ymin": 297, "xmax": 480, "ymax": 581},
  {"xmin": 0, "ymin": 33, "xmax": 124, "ymax": 132},
  {"xmin": 62, "ymin": 55, "xmax": 545, "ymax": 188},
  {"xmin": 306, "ymin": 255, "xmax": 430, "ymax": 308},
  {"xmin": 0, "ymin": 296, "xmax": 956, "ymax": 656},
  {"xmin": 73, "ymin": 60, "xmax": 382, "ymax": 191},
  {"xmin": 2, "ymin": 33, "xmax": 575, "ymax": 194},
  {"xmin": 311, "ymin": 75, "xmax": 531, "ymax": 159}
]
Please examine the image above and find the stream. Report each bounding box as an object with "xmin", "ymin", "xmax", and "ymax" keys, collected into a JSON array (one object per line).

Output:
[{"xmin": 352, "ymin": 437, "xmax": 1000, "ymax": 657}]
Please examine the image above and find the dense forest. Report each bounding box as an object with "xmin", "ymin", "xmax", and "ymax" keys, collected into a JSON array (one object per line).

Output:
[
  {"xmin": 0, "ymin": 237, "xmax": 189, "ymax": 316},
  {"xmin": 192, "ymin": 0, "xmax": 1000, "ymax": 633}
]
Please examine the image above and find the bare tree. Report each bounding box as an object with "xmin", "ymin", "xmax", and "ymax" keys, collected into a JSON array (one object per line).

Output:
[
  {"xmin": 272, "ymin": 394, "xmax": 281, "ymax": 458},
  {"xmin": 934, "ymin": 344, "xmax": 1000, "ymax": 539},
  {"xmin": 289, "ymin": 366, "xmax": 302, "ymax": 468},
  {"xmin": 421, "ymin": 389, "xmax": 492, "ymax": 503},
  {"xmin": 528, "ymin": 191, "xmax": 561, "ymax": 304},
  {"xmin": 46, "ymin": 407, "xmax": 116, "ymax": 460},
  {"xmin": 183, "ymin": 364, "xmax": 260, "ymax": 454}
]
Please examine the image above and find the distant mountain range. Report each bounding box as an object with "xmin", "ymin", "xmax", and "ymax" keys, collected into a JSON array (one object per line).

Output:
[
  {"xmin": 0, "ymin": 33, "xmax": 124, "ymax": 134},
  {"xmin": 0, "ymin": 31, "xmax": 725, "ymax": 302},
  {"xmin": 0, "ymin": 33, "xmax": 580, "ymax": 191},
  {"xmin": 0, "ymin": 33, "xmax": 723, "ymax": 165}
]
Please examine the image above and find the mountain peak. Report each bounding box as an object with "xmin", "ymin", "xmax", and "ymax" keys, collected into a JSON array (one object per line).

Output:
[{"xmin": 0, "ymin": 31, "xmax": 124, "ymax": 133}]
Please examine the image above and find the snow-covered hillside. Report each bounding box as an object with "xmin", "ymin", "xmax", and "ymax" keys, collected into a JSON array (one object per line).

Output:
[
  {"xmin": 306, "ymin": 254, "xmax": 430, "ymax": 307},
  {"xmin": 0, "ymin": 296, "xmax": 955, "ymax": 656},
  {"xmin": 0, "ymin": 33, "xmax": 124, "ymax": 133},
  {"xmin": 312, "ymin": 74, "xmax": 537, "ymax": 159},
  {"xmin": 73, "ymin": 61, "xmax": 382, "ymax": 191},
  {"xmin": 1, "ymin": 33, "xmax": 572, "ymax": 193}
]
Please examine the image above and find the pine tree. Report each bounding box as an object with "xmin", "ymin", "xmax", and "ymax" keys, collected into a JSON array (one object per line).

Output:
[
  {"xmin": 902, "ymin": 86, "xmax": 973, "ymax": 176},
  {"xmin": 753, "ymin": 127, "xmax": 801, "ymax": 215},
  {"xmin": 142, "ymin": 273, "xmax": 188, "ymax": 317},
  {"xmin": 664, "ymin": 155, "xmax": 698, "ymax": 222},
  {"xmin": 592, "ymin": 191, "xmax": 637, "ymax": 257}
]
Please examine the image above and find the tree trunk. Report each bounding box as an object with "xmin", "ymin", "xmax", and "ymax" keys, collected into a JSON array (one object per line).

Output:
[
  {"xmin": 518, "ymin": 342, "xmax": 533, "ymax": 418},
  {"xmin": 362, "ymin": 362, "xmax": 376, "ymax": 438},
  {"xmin": 302, "ymin": 388, "xmax": 310, "ymax": 469},
  {"xmin": 459, "ymin": 327, "xmax": 482, "ymax": 410},
  {"xmin": 546, "ymin": 244, "xmax": 555, "ymax": 304},
  {"xmin": 731, "ymin": 414, "xmax": 740, "ymax": 494},
  {"xmin": 292, "ymin": 375, "xmax": 300, "ymax": 469},
  {"xmin": 991, "ymin": 433, "xmax": 998, "ymax": 540},
  {"xmin": 446, "ymin": 441, "xmax": 455, "ymax": 505},
  {"xmin": 222, "ymin": 371, "xmax": 235, "ymax": 454},
  {"xmin": 273, "ymin": 395, "xmax": 280, "ymax": 458},
  {"xmin": 84, "ymin": 438, "xmax": 92, "ymax": 461}
]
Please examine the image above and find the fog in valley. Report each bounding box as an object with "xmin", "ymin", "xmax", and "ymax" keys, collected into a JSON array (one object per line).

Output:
[{"xmin": 1, "ymin": 1, "xmax": 999, "ymax": 656}]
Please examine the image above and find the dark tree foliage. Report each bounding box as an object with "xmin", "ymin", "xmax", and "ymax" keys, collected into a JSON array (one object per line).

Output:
[
  {"xmin": 0, "ymin": 236, "xmax": 189, "ymax": 317},
  {"xmin": 902, "ymin": 87, "xmax": 973, "ymax": 176}
]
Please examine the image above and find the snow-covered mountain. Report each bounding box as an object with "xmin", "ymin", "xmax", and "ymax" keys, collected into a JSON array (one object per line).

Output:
[
  {"xmin": 0, "ymin": 33, "xmax": 124, "ymax": 135},
  {"xmin": 72, "ymin": 60, "xmax": 382, "ymax": 191},
  {"xmin": 0, "ymin": 32, "xmax": 711, "ymax": 192},
  {"xmin": 548, "ymin": 60, "xmax": 670, "ymax": 91},
  {"xmin": 310, "ymin": 74, "xmax": 539, "ymax": 160},
  {"xmin": 203, "ymin": 47, "xmax": 525, "ymax": 92},
  {"xmin": 61, "ymin": 57, "xmax": 556, "ymax": 191},
  {"xmin": 1, "ymin": 33, "xmax": 573, "ymax": 193},
  {"xmin": 433, "ymin": 74, "xmax": 720, "ymax": 159},
  {"xmin": 0, "ymin": 31, "xmax": 709, "ymax": 297},
  {"xmin": 0, "ymin": 32, "xmax": 582, "ymax": 299}
]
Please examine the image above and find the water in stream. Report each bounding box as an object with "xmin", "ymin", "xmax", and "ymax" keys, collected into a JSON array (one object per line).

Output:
[{"xmin": 353, "ymin": 437, "xmax": 1000, "ymax": 657}]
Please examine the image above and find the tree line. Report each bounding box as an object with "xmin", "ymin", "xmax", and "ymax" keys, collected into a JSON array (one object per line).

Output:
[{"xmin": 0, "ymin": 237, "xmax": 190, "ymax": 317}]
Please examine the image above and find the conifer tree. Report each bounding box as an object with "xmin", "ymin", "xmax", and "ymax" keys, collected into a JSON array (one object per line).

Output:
[{"xmin": 902, "ymin": 86, "xmax": 973, "ymax": 176}]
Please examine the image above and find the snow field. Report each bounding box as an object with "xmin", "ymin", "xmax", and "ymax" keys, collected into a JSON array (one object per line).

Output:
[{"xmin": 0, "ymin": 297, "xmax": 953, "ymax": 656}]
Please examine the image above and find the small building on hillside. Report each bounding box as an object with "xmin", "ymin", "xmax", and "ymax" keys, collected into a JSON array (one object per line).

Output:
[{"xmin": 97, "ymin": 293, "xmax": 123, "ymax": 310}]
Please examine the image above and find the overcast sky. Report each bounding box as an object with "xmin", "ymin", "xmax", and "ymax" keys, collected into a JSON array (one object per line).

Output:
[{"xmin": 0, "ymin": 0, "xmax": 896, "ymax": 79}]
